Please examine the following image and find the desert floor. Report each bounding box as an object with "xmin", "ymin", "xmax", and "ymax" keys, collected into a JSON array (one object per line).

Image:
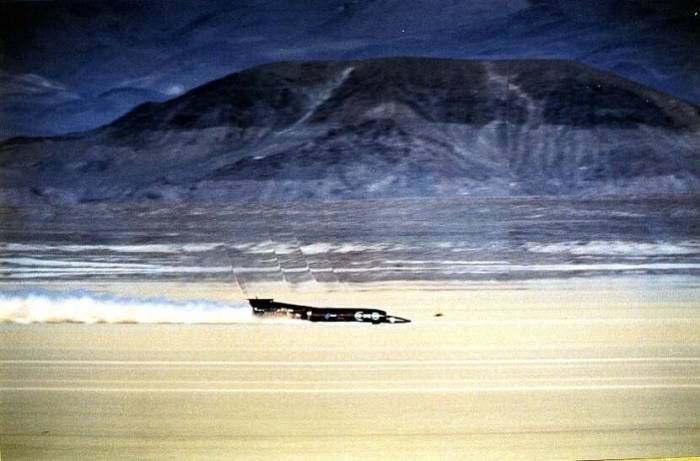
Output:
[{"xmin": 1, "ymin": 279, "xmax": 699, "ymax": 460}]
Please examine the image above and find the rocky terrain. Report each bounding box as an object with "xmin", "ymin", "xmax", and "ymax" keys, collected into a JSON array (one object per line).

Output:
[{"xmin": 1, "ymin": 57, "xmax": 698, "ymax": 203}]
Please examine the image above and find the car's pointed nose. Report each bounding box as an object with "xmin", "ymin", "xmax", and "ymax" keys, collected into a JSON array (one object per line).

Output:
[{"xmin": 386, "ymin": 316, "xmax": 411, "ymax": 324}]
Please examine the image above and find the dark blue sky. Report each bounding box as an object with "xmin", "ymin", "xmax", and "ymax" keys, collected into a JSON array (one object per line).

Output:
[{"xmin": 1, "ymin": 0, "xmax": 698, "ymax": 139}]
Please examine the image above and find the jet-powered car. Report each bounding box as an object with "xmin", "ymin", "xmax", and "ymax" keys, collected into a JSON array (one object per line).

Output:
[{"xmin": 249, "ymin": 298, "xmax": 410, "ymax": 324}]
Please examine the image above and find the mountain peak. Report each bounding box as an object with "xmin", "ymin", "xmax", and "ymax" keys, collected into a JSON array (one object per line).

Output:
[{"xmin": 1, "ymin": 57, "xmax": 698, "ymax": 203}]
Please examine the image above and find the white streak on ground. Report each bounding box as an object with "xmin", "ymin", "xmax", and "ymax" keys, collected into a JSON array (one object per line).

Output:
[
  {"xmin": 3, "ymin": 384, "xmax": 700, "ymax": 393},
  {"xmin": 3, "ymin": 358, "xmax": 699, "ymax": 366}
]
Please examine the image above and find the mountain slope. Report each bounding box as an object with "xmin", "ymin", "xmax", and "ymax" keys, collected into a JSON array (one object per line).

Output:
[{"xmin": 1, "ymin": 57, "xmax": 698, "ymax": 203}]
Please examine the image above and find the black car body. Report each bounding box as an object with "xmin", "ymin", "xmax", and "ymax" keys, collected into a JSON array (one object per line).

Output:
[{"xmin": 248, "ymin": 298, "xmax": 410, "ymax": 324}]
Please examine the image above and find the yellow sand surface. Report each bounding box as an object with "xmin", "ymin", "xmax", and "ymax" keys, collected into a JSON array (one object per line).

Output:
[{"xmin": 1, "ymin": 280, "xmax": 699, "ymax": 459}]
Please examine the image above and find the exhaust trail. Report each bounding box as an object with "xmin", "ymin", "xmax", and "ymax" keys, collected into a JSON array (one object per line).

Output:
[{"xmin": 0, "ymin": 289, "xmax": 252, "ymax": 324}]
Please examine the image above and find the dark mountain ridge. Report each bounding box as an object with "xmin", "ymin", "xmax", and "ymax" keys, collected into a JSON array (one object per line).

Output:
[{"xmin": 1, "ymin": 57, "xmax": 698, "ymax": 203}]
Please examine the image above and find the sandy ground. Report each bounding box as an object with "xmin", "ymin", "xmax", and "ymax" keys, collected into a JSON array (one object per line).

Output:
[{"xmin": 1, "ymin": 280, "xmax": 700, "ymax": 459}]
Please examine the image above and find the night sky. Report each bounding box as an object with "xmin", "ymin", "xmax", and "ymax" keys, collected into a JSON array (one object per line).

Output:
[{"xmin": 1, "ymin": 0, "xmax": 698, "ymax": 139}]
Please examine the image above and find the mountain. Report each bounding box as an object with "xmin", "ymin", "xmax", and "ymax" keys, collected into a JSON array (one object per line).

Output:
[
  {"xmin": 1, "ymin": 57, "xmax": 698, "ymax": 204},
  {"xmin": 3, "ymin": 1, "xmax": 699, "ymax": 138}
]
